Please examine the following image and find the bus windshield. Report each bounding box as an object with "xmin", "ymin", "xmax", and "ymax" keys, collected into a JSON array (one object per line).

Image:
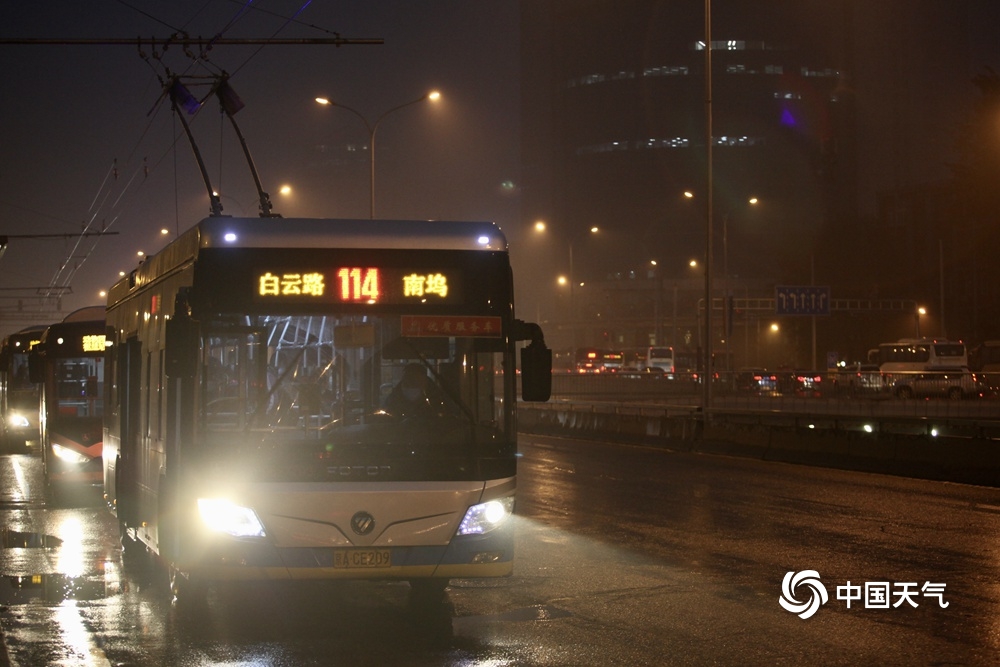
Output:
[
  {"xmin": 9, "ymin": 351, "xmax": 32, "ymax": 391},
  {"xmin": 199, "ymin": 314, "xmax": 509, "ymax": 481},
  {"xmin": 54, "ymin": 357, "xmax": 104, "ymax": 417}
]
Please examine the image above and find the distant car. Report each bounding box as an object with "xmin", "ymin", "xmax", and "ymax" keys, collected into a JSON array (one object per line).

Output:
[
  {"xmin": 783, "ymin": 370, "xmax": 823, "ymax": 396},
  {"xmin": 736, "ymin": 368, "xmax": 778, "ymax": 393},
  {"xmin": 892, "ymin": 367, "xmax": 984, "ymax": 399},
  {"xmin": 850, "ymin": 364, "xmax": 884, "ymax": 394}
]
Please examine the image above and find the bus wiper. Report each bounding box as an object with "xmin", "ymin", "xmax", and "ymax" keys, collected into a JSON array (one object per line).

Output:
[
  {"xmin": 399, "ymin": 340, "xmax": 478, "ymax": 429},
  {"xmin": 248, "ymin": 346, "xmax": 307, "ymax": 430}
]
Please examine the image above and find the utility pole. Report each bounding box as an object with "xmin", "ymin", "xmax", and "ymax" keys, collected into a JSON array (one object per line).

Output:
[{"xmin": 702, "ymin": 0, "xmax": 714, "ymax": 416}]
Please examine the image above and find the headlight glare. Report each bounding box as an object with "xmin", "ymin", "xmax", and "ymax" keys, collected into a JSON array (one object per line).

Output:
[
  {"xmin": 457, "ymin": 497, "xmax": 514, "ymax": 536},
  {"xmin": 8, "ymin": 412, "xmax": 30, "ymax": 428},
  {"xmin": 52, "ymin": 444, "xmax": 91, "ymax": 465},
  {"xmin": 197, "ymin": 498, "xmax": 266, "ymax": 538}
]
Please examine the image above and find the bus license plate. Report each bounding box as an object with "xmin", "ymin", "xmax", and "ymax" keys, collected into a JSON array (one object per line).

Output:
[{"xmin": 333, "ymin": 549, "xmax": 391, "ymax": 569}]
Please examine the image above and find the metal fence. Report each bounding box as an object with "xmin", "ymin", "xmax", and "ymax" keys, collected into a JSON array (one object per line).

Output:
[{"xmin": 542, "ymin": 370, "xmax": 1000, "ymax": 421}]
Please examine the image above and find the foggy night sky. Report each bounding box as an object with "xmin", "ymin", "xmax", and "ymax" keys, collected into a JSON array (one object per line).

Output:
[
  {"xmin": 3, "ymin": 2, "xmax": 1000, "ymax": 343},
  {"xmin": 0, "ymin": 1, "xmax": 521, "ymax": 337}
]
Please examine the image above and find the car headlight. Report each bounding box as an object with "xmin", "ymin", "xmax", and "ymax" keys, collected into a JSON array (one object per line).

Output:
[
  {"xmin": 457, "ymin": 497, "xmax": 514, "ymax": 536},
  {"xmin": 7, "ymin": 412, "xmax": 30, "ymax": 428},
  {"xmin": 197, "ymin": 498, "xmax": 266, "ymax": 538},
  {"xmin": 52, "ymin": 444, "xmax": 91, "ymax": 465}
]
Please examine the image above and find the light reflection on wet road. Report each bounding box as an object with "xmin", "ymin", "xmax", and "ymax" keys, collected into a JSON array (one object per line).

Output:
[{"xmin": 2, "ymin": 437, "xmax": 1000, "ymax": 665}]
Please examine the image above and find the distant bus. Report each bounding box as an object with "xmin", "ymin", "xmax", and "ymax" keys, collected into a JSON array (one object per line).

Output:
[
  {"xmin": 0, "ymin": 325, "xmax": 47, "ymax": 450},
  {"xmin": 29, "ymin": 307, "xmax": 107, "ymax": 494},
  {"xmin": 602, "ymin": 349, "xmax": 624, "ymax": 371},
  {"xmin": 872, "ymin": 339, "xmax": 967, "ymax": 373},
  {"xmin": 970, "ymin": 341, "xmax": 1000, "ymax": 370},
  {"xmin": 575, "ymin": 348, "xmax": 623, "ymax": 373},
  {"xmin": 969, "ymin": 341, "xmax": 1000, "ymax": 390},
  {"xmin": 675, "ymin": 349, "xmax": 699, "ymax": 376},
  {"xmin": 644, "ymin": 347, "xmax": 675, "ymax": 374}
]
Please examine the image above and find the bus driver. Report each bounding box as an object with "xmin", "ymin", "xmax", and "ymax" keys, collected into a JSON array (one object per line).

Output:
[{"xmin": 383, "ymin": 363, "xmax": 438, "ymax": 420}]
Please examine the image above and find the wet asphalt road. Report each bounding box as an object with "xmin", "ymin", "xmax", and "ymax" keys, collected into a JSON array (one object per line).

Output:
[{"xmin": 2, "ymin": 435, "xmax": 1000, "ymax": 666}]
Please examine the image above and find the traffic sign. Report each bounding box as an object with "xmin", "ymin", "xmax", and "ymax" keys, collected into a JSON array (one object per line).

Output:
[{"xmin": 775, "ymin": 285, "xmax": 830, "ymax": 316}]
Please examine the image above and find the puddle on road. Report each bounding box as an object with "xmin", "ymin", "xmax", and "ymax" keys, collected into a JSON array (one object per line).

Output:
[
  {"xmin": 1, "ymin": 529, "xmax": 122, "ymax": 603},
  {"xmin": 1, "ymin": 528, "xmax": 63, "ymax": 548},
  {"xmin": 452, "ymin": 603, "xmax": 573, "ymax": 632},
  {"xmin": 0, "ymin": 572, "xmax": 119, "ymax": 604}
]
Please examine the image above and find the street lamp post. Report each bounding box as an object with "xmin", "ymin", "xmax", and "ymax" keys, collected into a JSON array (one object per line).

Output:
[
  {"xmin": 703, "ymin": 0, "xmax": 714, "ymax": 415},
  {"xmin": 722, "ymin": 196, "xmax": 757, "ymax": 372},
  {"xmin": 315, "ymin": 91, "xmax": 441, "ymax": 219},
  {"xmin": 568, "ymin": 227, "xmax": 599, "ymax": 348}
]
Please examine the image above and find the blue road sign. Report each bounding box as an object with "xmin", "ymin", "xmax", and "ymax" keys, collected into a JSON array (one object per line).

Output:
[{"xmin": 775, "ymin": 285, "xmax": 830, "ymax": 316}]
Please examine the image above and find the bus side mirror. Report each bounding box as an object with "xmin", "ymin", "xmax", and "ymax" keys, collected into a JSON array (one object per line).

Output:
[
  {"xmin": 520, "ymin": 341, "xmax": 552, "ymax": 402},
  {"xmin": 27, "ymin": 350, "xmax": 43, "ymax": 384},
  {"xmin": 165, "ymin": 316, "xmax": 199, "ymax": 379}
]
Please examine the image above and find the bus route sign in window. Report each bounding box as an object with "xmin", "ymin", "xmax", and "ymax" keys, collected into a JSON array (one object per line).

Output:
[
  {"xmin": 401, "ymin": 315, "xmax": 502, "ymax": 337},
  {"xmin": 255, "ymin": 267, "xmax": 461, "ymax": 305}
]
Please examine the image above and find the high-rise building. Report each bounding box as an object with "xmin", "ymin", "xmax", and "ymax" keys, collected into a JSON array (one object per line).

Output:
[{"xmin": 518, "ymin": 0, "xmax": 983, "ymax": 360}]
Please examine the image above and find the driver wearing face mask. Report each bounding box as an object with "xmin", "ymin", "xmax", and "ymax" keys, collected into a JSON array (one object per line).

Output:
[{"xmin": 383, "ymin": 362, "xmax": 437, "ymax": 419}]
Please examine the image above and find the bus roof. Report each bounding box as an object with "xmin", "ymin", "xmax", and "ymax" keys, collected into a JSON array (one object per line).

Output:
[
  {"xmin": 191, "ymin": 217, "xmax": 508, "ymax": 252},
  {"xmin": 62, "ymin": 306, "xmax": 106, "ymax": 323},
  {"xmin": 887, "ymin": 338, "xmax": 965, "ymax": 346}
]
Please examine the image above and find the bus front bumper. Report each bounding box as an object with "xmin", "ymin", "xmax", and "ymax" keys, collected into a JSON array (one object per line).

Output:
[{"xmin": 180, "ymin": 530, "xmax": 515, "ymax": 582}]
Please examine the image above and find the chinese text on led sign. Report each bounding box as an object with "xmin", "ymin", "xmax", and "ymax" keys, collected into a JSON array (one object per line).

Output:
[
  {"xmin": 82, "ymin": 335, "xmax": 106, "ymax": 353},
  {"xmin": 257, "ymin": 268, "xmax": 452, "ymax": 303},
  {"xmin": 403, "ymin": 273, "xmax": 448, "ymax": 298},
  {"xmin": 259, "ymin": 272, "xmax": 326, "ymax": 297}
]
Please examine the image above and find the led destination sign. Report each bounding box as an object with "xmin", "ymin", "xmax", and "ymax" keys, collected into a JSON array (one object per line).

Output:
[
  {"xmin": 256, "ymin": 266, "xmax": 461, "ymax": 305},
  {"xmin": 82, "ymin": 334, "xmax": 107, "ymax": 353}
]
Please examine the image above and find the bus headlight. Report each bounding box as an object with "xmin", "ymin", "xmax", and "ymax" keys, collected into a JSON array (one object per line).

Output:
[
  {"xmin": 52, "ymin": 444, "xmax": 91, "ymax": 465},
  {"xmin": 197, "ymin": 498, "xmax": 266, "ymax": 538},
  {"xmin": 457, "ymin": 497, "xmax": 514, "ymax": 536},
  {"xmin": 7, "ymin": 412, "xmax": 30, "ymax": 428}
]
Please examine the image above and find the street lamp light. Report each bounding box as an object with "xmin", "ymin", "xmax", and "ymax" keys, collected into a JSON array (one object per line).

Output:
[
  {"xmin": 916, "ymin": 306, "xmax": 927, "ymax": 338},
  {"xmin": 315, "ymin": 90, "xmax": 442, "ymax": 219}
]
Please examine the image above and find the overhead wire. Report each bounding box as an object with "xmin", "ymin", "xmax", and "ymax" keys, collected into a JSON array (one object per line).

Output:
[
  {"xmin": 40, "ymin": 2, "xmax": 221, "ymax": 302},
  {"xmin": 41, "ymin": 0, "xmax": 334, "ymax": 311}
]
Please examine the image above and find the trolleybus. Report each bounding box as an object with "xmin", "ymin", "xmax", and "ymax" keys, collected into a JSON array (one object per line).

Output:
[
  {"xmin": 102, "ymin": 217, "xmax": 551, "ymax": 601},
  {"xmin": 29, "ymin": 307, "xmax": 107, "ymax": 493},
  {"xmin": 0, "ymin": 325, "xmax": 46, "ymax": 451}
]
